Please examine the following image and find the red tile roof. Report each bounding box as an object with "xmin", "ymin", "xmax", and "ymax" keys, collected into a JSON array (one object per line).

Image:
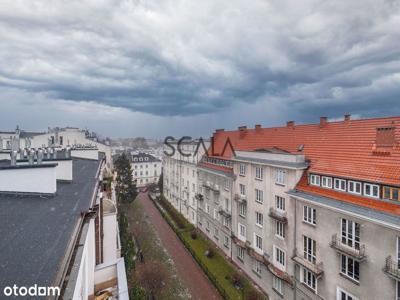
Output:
[
  {"xmin": 208, "ymin": 116, "xmax": 400, "ymax": 186},
  {"xmin": 198, "ymin": 161, "xmax": 233, "ymax": 174}
]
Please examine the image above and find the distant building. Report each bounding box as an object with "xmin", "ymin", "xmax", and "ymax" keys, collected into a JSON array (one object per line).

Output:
[
  {"xmin": 131, "ymin": 152, "xmax": 162, "ymax": 187},
  {"xmin": 0, "ymin": 147, "xmax": 128, "ymax": 299}
]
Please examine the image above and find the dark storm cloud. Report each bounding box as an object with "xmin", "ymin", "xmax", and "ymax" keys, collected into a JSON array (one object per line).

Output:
[{"xmin": 0, "ymin": 0, "xmax": 400, "ymax": 120}]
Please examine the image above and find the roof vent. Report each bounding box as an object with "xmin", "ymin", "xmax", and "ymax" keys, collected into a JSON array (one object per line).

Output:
[
  {"xmin": 37, "ymin": 148, "xmax": 44, "ymax": 164},
  {"xmin": 215, "ymin": 129, "xmax": 224, "ymax": 133},
  {"xmin": 10, "ymin": 150, "xmax": 17, "ymax": 166},
  {"xmin": 28, "ymin": 149, "xmax": 35, "ymax": 165},
  {"xmin": 320, "ymin": 117, "xmax": 328, "ymax": 127},
  {"xmin": 238, "ymin": 126, "xmax": 247, "ymax": 131},
  {"xmin": 297, "ymin": 144, "xmax": 304, "ymax": 152},
  {"xmin": 287, "ymin": 121, "xmax": 295, "ymax": 127},
  {"xmin": 255, "ymin": 124, "xmax": 261, "ymax": 129},
  {"xmin": 376, "ymin": 127, "xmax": 395, "ymax": 147},
  {"xmin": 344, "ymin": 114, "xmax": 351, "ymax": 121}
]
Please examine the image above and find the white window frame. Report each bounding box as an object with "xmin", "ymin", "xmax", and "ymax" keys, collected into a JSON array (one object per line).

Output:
[
  {"xmin": 253, "ymin": 259, "xmax": 262, "ymax": 275},
  {"xmin": 364, "ymin": 183, "xmax": 380, "ymax": 198},
  {"xmin": 273, "ymin": 245, "xmax": 286, "ymax": 271},
  {"xmin": 224, "ymin": 180, "xmax": 230, "ymax": 191},
  {"xmin": 239, "ymin": 184, "xmax": 246, "ymax": 196},
  {"xmin": 303, "ymin": 205, "xmax": 316, "ymax": 225},
  {"xmin": 239, "ymin": 164, "xmax": 246, "ymax": 176},
  {"xmin": 341, "ymin": 218, "xmax": 360, "ymax": 250},
  {"xmin": 301, "ymin": 267, "xmax": 317, "ymax": 292},
  {"xmin": 213, "ymin": 208, "xmax": 218, "ymax": 220},
  {"xmin": 321, "ymin": 176, "xmax": 332, "ymax": 188},
  {"xmin": 276, "ymin": 169, "xmax": 286, "ymax": 185},
  {"xmin": 348, "ymin": 180, "xmax": 362, "ymax": 195},
  {"xmin": 255, "ymin": 212, "xmax": 263, "ymax": 228},
  {"xmin": 238, "ymin": 223, "xmax": 246, "ymax": 241},
  {"xmin": 334, "ymin": 178, "xmax": 346, "ymax": 191},
  {"xmin": 237, "ymin": 246, "xmax": 245, "ymax": 261},
  {"xmin": 336, "ymin": 287, "xmax": 359, "ymax": 300},
  {"xmin": 303, "ymin": 236, "xmax": 316, "ymax": 264},
  {"xmin": 224, "ymin": 235, "xmax": 229, "ymax": 248},
  {"xmin": 340, "ymin": 254, "xmax": 360, "ymax": 282},
  {"xmin": 255, "ymin": 166, "xmax": 263, "ymax": 180},
  {"xmin": 239, "ymin": 203, "xmax": 246, "ymax": 217},
  {"xmin": 255, "ymin": 189, "xmax": 263, "ymax": 204},
  {"xmin": 273, "ymin": 276, "xmax": 283, "ymax": 295},
  {"xmin": 276, "ymin": 195, "xmax": 285, "ymax": 211},
  {"xmin": 310, "ymin": 174, "xmax": 320, "ymax": 186},
  {"xmin": 276, "ymin": 220, "xmax": 285, "ymax": 239},
  {"xmin": 254, "ymin": 233, "xmax": 263, "ymax": 254}
]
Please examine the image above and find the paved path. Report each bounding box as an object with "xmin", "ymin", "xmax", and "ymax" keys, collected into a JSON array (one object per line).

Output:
[{"xmin": 137, "ymin": 192, "xmax": 221, "ymax": 300}]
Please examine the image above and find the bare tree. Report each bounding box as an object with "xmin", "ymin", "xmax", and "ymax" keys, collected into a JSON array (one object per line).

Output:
[{"xmin": 136, "ymin": 261, "xmax": 169, "ymax": 299}]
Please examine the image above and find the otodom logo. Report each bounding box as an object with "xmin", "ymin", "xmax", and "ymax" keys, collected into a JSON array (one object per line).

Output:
[{"xmin": 3, "ymin": 284, "xmax": 60, "ymax": 297}]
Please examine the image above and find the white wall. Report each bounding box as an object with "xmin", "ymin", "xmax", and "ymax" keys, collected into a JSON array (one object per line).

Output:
[
  {"xmin": 17, "ymin": 160, "xmax": 73, "ymax": 181},
  {"xmin": 0, "ymin": 166, "xmax": 57, "ymax": 194},
  {"xmin": 132, "ymin": 160, "xmax": 162, "ymax": 187},
  {"xmin": 0, "ymin": 152, "xmax": 10, "ymax": 160},
  {"xmin": 103, "ymin": 212, "xmax": 118, "ymax": 264},
  {"xmin": 71, "ymin": 149, "xmax": 99, "ymax": 160}
]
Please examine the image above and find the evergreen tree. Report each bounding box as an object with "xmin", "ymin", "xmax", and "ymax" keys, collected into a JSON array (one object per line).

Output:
[{"xmin": 115, "ymin": 152, "xmax": 138, "ymax": 203}]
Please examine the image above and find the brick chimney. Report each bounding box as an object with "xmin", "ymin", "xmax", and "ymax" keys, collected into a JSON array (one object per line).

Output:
[
  {"xmin": 344, "ymin": 114, "xmax": 351, "ymax": 121},
  {"xmin": 287, "ymin": 121, "xmax": 295, "ymax": 128},
  {"xmin": 215, "ymin": 129, "xmax": 224, "ymax": 133},
  {"xmin": 238, "ymin": 126, "xmax": 247, "ymax": 131},
  {"xmin": 255, "ymin": 124, "xmax": 261, "ymax": 129},
  {"xmin": 320, "ymin": 117, "xmax": 328, "ymax": 127}
]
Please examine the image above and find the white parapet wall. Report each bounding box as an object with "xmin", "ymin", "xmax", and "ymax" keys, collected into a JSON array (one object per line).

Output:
[
  {"xmin": 0, "ymin": 164, "xmax": 57, "ymax": 194},
  {"xmin": 0, "ymin": 152, "xmax": 10, "ymax": 160},
  {"xmin": 17, "ymin": 159, "xmax": 73, "ymax": 181},
  {"xmin": 71, "ymin": 149, "xmax": 99, "ymax": 160}
]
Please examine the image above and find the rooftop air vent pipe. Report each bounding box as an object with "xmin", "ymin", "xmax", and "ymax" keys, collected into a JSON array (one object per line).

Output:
[
  {"xmin": 28, "ymin": 149, "xmax": 35, "ymax": 165},
  {"xmin": 37, "ymin": 148, "xmax": 44, "ymax": 164},
  {"xmin": 10, "ymin": 150, "xmax": 17, "ymax": 166}
]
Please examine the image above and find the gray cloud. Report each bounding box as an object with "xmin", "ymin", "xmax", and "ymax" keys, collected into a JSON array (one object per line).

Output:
[{"xmin": 0, "ymin": 0, "xmax": 400, "ymax": 135}]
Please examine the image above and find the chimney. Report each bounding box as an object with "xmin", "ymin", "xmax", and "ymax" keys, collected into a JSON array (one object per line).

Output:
[
  {"xmin": 320, "ymin": 117, "xmax": 328, "ymax": 127},
  {"xmin": 28, "ymin": 149, "xmax": 34, "ymax": 165},
  {"xmin": 344, "ymin": 114, "xmax": 351, "ymax": 121},
  {"xmin": 10, "ymin": 151, "xmax": 17, "ymax": 166},
  {"xmin": 255, "ymin": 124, "xmax": 262, "ymax": 129},
  {"xmin": 287, "ymin": 121, "xmax": 295, "ymax": 128},
  {"xmin": 215, "ymin": 129, "xmax": 224, "ymax": 133},
  {"xmin": 238, "ymin": 126, "xmax": 247, "ymax": 131},
  {"xmin": 66, "ymin": 146, "xmax": 71, "ymax": 158},
  {"xmin": 37, "ymin": 148, "xmax": 44, "ymax": 164}
]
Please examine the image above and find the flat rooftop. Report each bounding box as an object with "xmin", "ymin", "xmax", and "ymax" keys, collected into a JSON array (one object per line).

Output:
[{"xmin": 0, "ymin": 157, "xmax": 100, "ymax": 288}]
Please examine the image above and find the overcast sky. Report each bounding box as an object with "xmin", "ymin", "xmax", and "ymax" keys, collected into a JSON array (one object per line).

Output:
[{"xmin": 0, "ymin": 0, "xmax": 399, "ymax": 138}]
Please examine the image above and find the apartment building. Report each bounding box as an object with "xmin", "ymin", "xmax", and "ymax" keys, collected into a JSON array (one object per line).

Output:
[
  {"xmin": 173, "ymin": 115, "xmax": 400, "ymax": 300},
  {"xmin": 0, "ymin": 147, "xmax": 127, "ymax": 299},
  {"xmin": 131, "ymin": 152, "xmax": 162, "ymax": 187},
  {"xmin": 163, "ymin": 138, "xmax": 208, "ymax": 224}
]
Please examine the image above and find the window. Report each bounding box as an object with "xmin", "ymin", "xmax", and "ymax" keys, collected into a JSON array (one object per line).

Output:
[
  {"xmin": 276, "ymin": 221, "xmax": 285, "ymax": 238},
  {"xmin": 192, "ymin": 183, "xmax": 195, "ymax": 192},
  {"xmin": 224, "ymin": 180, "xmax": 230, "ymax": 190},
  {"xmin": 239, "ymin": 164, "xmax": 246, "ymax": 176},
  {"xmin": 341, "ymin": 219, "xmax": 360, "ymax": 250},
  {"xmin": 239, "ymin": 203, "xmax": 246, "ymax": 217},
  {"xmin": 223, "ymin": 216, "xmax": 230, "ymax": 227},
  {"xmin": 206, "ymin": 203, "xmax": 210, "ymax": 214},
  {"xmin": 348, "ymin": 181, "xmax": 362, "ymax": 195},
  {"xmin": 364, "ymin": 183, "xmax": 379, "ymax": 198},
  {"xmin": 274, "ymin": 246, "xmax": 285, "ymax": 270},
  {"xmin": 253, "ymin": 260, "xmax": 262, "ymax": 275},
  {"xmin": 310, "ymin": 174, "xmax": 320, "ymax": 186},
  {"xmin": 237, "ymin": 246, "xmax": 245, "ymax": 261},
  {"xmin": 255, "ymin": 166, "xmax": 263, "ymax": 180},
  {"xmin": 303, "ymin": 236, "xmax": 316, "ymax": 264},
  {"xmin": 254, "ymin": 234, "xmax": 263, "ymax": 253},
  {"xmin": 336, "ymin": 288, "xmax": 359, "ymax": 300},
  {"xmin": 341, "ymin": 255, "xmax": 359, "ymax": 282},
  {"xmin": 238, "ymin": 223, "xmax": 246, "ymax": 241},
  {"xmin": 273, "ymin": 276, "xmax": 283, "ymax": 295},
  {"xmin": 255, "ymin": 189, "xmax": 263, "ymax": 203},
  {"xmin": 303, "ymin": 206, "xmax": 316, "ymax": 225},
  {"xmin": 321, "ymin": 176, "xmax": 332, "ymax": 188},
  {"xmin": 255, "ymin": 212, "xmax": 263, "ymax": 228},
  {"xmin": 213, "ymin": 209, "xmax": 218, "ymax": 220},
  {"xmin": 214, "ymin": 227, "xmax": 219, "ymax": 239},
  {"xmin": 302, "ymin": 268, "xmax": 316, "ymax": 291},
  {"xmin": 276, "ymin": 169, "xmax": 286, "ymax": 185},
  {"xmin": 206, "ymin": 221, "xmax": 210, "ymax": 231},
  {"xmin": 239, "ymin": 184, "xmax": 246, "ymax": 196},
  {"xmin": 224, "ymin": 235, "xmax": 229, "ymax": 248},
  {"xmin": 383, "ymin": 186, "xmax": 400, "ymax": 201},
  {"xmin": 225, "ymin": 198, "xmax": 229, "ymax": 211},
  {"xmin": 276, "ymin": 196, "xmax": 285, "ymax": 211},
  {"xmin": 334, "ymin": 178, "xmax": 346, "ymax": 191},
  {"xmin": 59, "ymin": 136, "xmax": 63, "ymax": 145}
]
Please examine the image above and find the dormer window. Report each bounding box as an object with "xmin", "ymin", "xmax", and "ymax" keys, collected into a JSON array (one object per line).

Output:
[
  {"xmin": 348, "ymin": 181, "xmax": 362, "ymax": 195},
  {"xmin": 310, "ymin": 174, "xmax": 320, "ymax": 186},
  {"xmin": 383, "ymin": 186, "xmax": 400, "ymax": 201},
  {"xmin": 364, "ymin": 183, "xmax": 379, "ymax": 198},
  {"xmin": 334, "ymin": 178, "xmax": 346, "ymax": 191},
  {"xmin": 376, "ymin": 127, "xmax": 395, "ymax": 147},
  {"xmin": 321, "ymin": 176, "xmax": 332, "ymax": 188}
]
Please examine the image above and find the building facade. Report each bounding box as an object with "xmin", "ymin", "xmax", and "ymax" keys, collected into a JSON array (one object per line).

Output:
[{"xmin": 131, "ymin": 152, "xmax": 162, "ymax": 187}]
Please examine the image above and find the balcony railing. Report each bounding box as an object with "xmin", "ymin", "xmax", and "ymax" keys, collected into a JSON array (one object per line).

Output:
[
  {"xmin": 292, "ymin": 248, "xmax": 323, "ymax": 277},
  {"xmin": 383, "ymin": 256, "xmax": 400, "ymax": 280},
  {"xmin": 195, "ymin": 193, "xmax": 204, "ymax": 201},
  {"xmin": 233, "ymin": 193, "xmax": 247, "ymax": 203},
  {"xmin": 218, "ymin": 206, "xmax": 231, "ymax": 218},
  {"xmin": 330, "ymin": 234, "xmax": 366, "ymax": 261},
  {"xmin": 268, "ymin": 207, "xmax": 287, "ymax": 223}
]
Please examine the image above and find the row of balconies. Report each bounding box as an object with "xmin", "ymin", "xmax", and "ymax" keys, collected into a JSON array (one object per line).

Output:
[{"xmin": 202, "ymin": 180, "xmax": 220, "ymax": 193}]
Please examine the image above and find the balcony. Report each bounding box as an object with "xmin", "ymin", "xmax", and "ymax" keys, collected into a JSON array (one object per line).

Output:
[
  {"xmin": 218, "ymin": 206, "xmax": 231, "ymax": 219},
  {"xmin": 234, "ymin": 193, "xmax": 247, "ymax": 204},
  {"xmin": 383, "ymin": 256, "xmax": 400, "ymax": 280},
  {"xmin": 292, "ymin": 248, "xmax": 324, "ymax": 277},
  {"xmin": 202, "ymin": 181, "xmax": 220, "ymax": 194},
  {"xmin": 195, "ymin": 193, "xmax": 204, "ymax": 201},
  {"xmin": 330, "ymin": 234, "xmax": 366, "ymax": 261},
  {"xmin": 268, "ymin": 207, "xmax": 287, "ymax": 223}
]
